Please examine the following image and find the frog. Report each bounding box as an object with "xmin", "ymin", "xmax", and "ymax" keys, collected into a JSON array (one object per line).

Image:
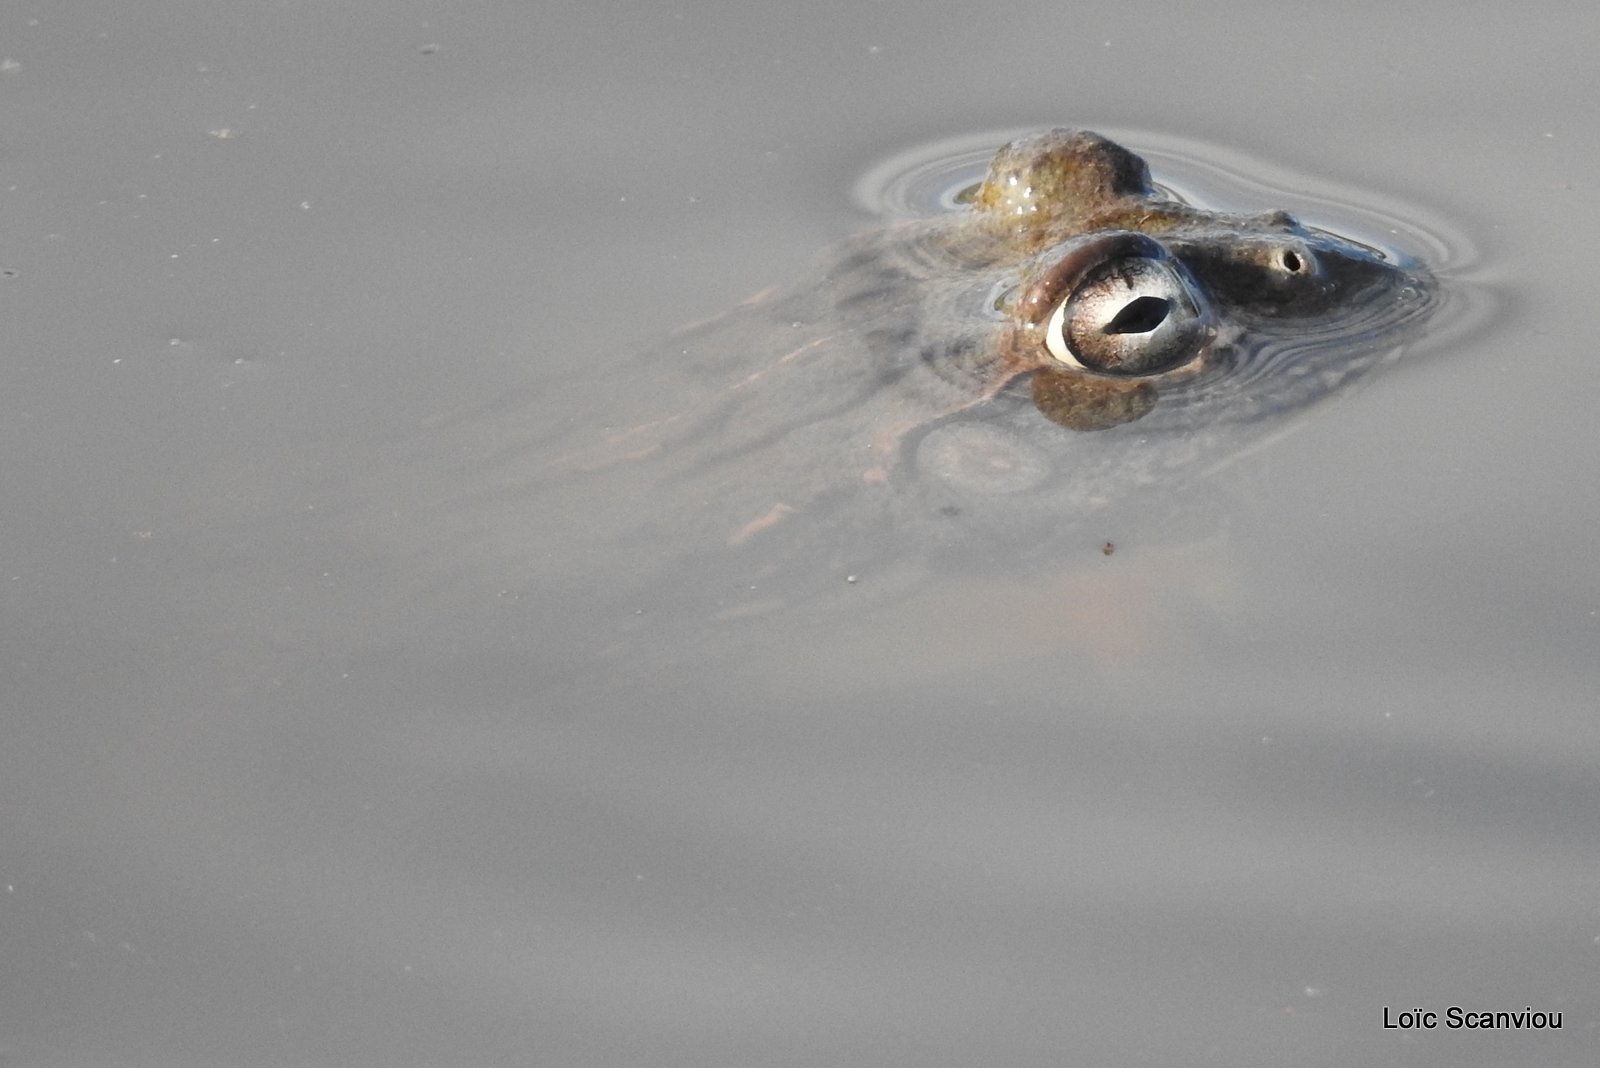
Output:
[{"xmin": 354, "ymin": 129, "xmax": 1435, "ymax": 620}]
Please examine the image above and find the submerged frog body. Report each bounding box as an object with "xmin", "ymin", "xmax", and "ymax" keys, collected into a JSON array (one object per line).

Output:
[{"xmin": 358, "ymin": 130, "xmax": 1435, "ymax": 618}]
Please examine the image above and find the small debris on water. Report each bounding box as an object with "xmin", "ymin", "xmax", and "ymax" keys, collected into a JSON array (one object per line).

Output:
[
  {"xmin": 845, "ymin": 574, "xmax": 858, "ymax": 584},
  {"xmin": 1101, "ymin": 541, "xmax": 1115, "ymax": 556}
]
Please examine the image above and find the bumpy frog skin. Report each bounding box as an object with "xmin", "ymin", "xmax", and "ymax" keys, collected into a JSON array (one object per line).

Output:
[{"xmin": 366, "ymin": 130, "xmax": 1435, "ymax": 612}]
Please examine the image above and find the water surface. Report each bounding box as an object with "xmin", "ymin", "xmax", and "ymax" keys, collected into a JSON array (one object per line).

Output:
[{"xmin": 1, "ymin": 3, "xmax": 1596, "ymax": 1066}]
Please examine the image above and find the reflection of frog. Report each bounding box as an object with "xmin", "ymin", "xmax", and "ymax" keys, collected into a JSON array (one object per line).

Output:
[{"xmin": 363, "ymin": 130, "xmax": 1435, "ymax": 614}]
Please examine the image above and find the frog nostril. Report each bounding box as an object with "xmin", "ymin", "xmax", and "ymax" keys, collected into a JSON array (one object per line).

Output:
[{"xmin": 1105, "ymin": 296, "xmax": 1170, "ymax": 335}]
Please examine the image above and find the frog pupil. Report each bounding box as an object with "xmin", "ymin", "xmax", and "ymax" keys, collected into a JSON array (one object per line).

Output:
[
  {"xmin": 1280, "ymin": 250, "xmax": 1303, "ymax": 272},
  {"xmin": 1105, "ymin": 296, "xmax": 1170, "ymax": 335}
]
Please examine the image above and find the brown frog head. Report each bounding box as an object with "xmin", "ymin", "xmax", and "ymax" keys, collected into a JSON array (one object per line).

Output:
[{"xmin": 960, "ymin": 129, "xmax": 1427, "ymax": 431}]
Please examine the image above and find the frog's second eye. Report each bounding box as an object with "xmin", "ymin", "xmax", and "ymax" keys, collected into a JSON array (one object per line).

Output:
[
  {"xmin": 1044, "ymin": 255, "xmax": 1213, "ymax": 376},
  {"xmin": 1272, "ymin": 244, "xmax": 1316, "ymax": 276}
]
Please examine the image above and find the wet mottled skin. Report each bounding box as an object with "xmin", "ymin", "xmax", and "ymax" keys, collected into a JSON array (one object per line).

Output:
[{"xmin": 359, "ymin": 129, "xmax": 1436, "ymax": 618}]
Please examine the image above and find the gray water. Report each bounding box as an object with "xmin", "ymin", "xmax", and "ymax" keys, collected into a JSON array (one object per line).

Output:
[{"xmin": 2, "ymin": 3, "xmax": 1596, "ymax": 1066}]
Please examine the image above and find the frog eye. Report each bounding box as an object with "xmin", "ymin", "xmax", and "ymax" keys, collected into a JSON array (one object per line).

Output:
[
  {"xmin": 1042, "ymin": 250, "xmax": 1214, "ymax": 376},
  {"xmin": 1271, "ymin": 244, "xmax": 1315, "ymax": 277}
]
